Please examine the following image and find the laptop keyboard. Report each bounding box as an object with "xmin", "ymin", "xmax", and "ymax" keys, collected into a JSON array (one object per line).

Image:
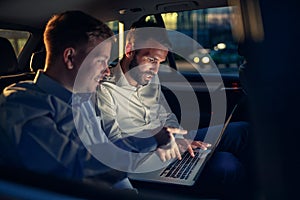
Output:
[{"xmin": 159, "ymin": 149, "xmax": 203, "ymax": 180}]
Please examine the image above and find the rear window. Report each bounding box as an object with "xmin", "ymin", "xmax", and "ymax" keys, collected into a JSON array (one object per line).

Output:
[
  {"xmin": 160, "ymin": 6, "xmax": 244, "ymax": 75},
  {"xmin": 0, "ymin": 29, "xmax": 31, "ymax": 56},
  {"xmin": 106, "ymin": 20, "xmax": 120, "ymax": 34}
]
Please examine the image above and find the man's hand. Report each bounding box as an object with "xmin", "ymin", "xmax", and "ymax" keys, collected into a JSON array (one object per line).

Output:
[
  {"xmin": 153, "ymin": 127, "xmax": 187, "ymax": 147},
  {"xmin": 175, "ymin": 138, "xmax": 211, "ymax": 157},
  {"xmin": 156, "ymin": 133, "xmax": 181, "ymax": 162},
  {"xmin": 153, "ymin": 127, "xmax": 187, "ymax": 162}
]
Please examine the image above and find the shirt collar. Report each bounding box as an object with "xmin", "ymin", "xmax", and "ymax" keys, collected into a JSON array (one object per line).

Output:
[
  {"xmin": 111, "ymin": 63, "xmax": 134, "ymax": 89},
  {"xmin": 34, "ymin": 70, "xmax": 73, "ymax": 104}
]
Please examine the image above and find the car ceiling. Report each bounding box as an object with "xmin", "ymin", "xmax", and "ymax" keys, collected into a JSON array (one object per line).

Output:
[{"xmin": 0, "ymin": 0, "xmax": 228, "ymax": 29}]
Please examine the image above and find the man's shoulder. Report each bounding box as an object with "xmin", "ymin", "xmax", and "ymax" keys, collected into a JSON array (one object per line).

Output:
[
  {"xmin": 2, "ymin": 81, "xmax": 36, "ymax": 98},
  {"xmin": 0, "ymin": 82, "xmax": 47, "ymax": 122},
  {"xmin": 101, "ymin": 80, "xmax": 117, "ymax": 88},
  {"xmin": 0, "ymin": 81, "xmax": 71, "ymax": 120},
  {"xmin": 1, "ymin": 81, "xmax": 48, "ymax": 107},
  {"xmin": 98, "ymin": 82, "xmax": 118, "ymax": 98}
]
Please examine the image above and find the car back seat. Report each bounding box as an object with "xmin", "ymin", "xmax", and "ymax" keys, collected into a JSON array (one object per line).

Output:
[
  {"xmin": 30, "ymin": 50, "xmax": 46, "ymax": 73},
  {"xmin": 0, "ymin": 72, "xmax": 35, "ymax": 93},
  {"xmin": 0, "ymin": 37, "xmax": 19, "ymax": 76},
  {"xmin": 0, "ymin": 41, "xmax": 43, "ymax": 93}
]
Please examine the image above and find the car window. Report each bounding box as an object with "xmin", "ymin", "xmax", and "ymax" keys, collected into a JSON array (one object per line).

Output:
[
  {"xmin": 106, "ymin": 20, "xmax": 125, "ymax": 66},
  {"xmin": 158, "ymin": 6, "xmax": 244, "ymax": 75},
  {"xmin": 106, "ymin": 20, "xmax": 120, "ymax": 34},
  {"xmin": 0, "ymin": 29, "xmax": 31, "ymax": 56}
]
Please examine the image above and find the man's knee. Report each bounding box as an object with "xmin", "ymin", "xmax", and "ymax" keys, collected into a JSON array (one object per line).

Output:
[
  {"xmin": 225, "ymin": 121, "xmax": 249, "ymax": 140},
  {"xmin": 219, "ymin": 121, "xmax": 249, "ymax": 153},
  {"xmin": 196, "ymin": 152, "xmax": 246, "ymax": 198},
  {"xmin": 203, "ymin": 152, "xmax": 245, "ymax": 184}
]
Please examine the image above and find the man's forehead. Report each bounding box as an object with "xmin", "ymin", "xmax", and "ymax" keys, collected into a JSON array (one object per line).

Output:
[
  {"xmin": 83, "ymin": 40, "xmax": 111, "ymax": 61},
  {"xmin": 88, "ymin": 39, "xmax": 112, "ymax": 53},
  {"xmin": 134, "ymin": 38, "xmax": 169, "ymax": 52},
  {"xmin": 138, "ymin": 48, "xmax": 167, "ymax": 56}
]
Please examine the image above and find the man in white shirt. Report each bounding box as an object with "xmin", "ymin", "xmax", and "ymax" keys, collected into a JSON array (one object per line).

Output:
[{"xmin": 96, "ymin": 20, "xmax": 250, "ymax": 198}]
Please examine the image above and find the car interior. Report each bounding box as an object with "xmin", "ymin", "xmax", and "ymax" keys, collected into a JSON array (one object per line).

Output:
[{"xmin": 0, "ymin": 0, "xmax": 298, "ymax": 199}]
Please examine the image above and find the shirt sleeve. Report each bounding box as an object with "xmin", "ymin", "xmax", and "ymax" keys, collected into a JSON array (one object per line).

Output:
[
  {"xmin": 156, "ymin": 85, "xmax": 185, "ymax": 139},
  {"xmin": 0, "ymin": 96, "xmax": 117, "ymax": 182},
  {"xmin": 157, "ymin": 86, "xmax": 182, "ymax": 129},
  {"xmin": 96, "ymin": 85, "xmax": 158, "ymax": 153},
  {"xmin": 25, "ymin": 115, "xmax": 122, "ymax": 180},
  {"xmin": 0, "ymin": 85, "xmax": 155, "ymax": 183}
]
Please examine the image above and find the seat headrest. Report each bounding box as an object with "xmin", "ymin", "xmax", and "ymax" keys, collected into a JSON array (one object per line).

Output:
[
  {"xmin": 30, "ymin": 50, "xmax": 46, "ymax": 72},
  {"xmin": 0, "ymin": 37, "xmax": 18, "ymax": 76}
]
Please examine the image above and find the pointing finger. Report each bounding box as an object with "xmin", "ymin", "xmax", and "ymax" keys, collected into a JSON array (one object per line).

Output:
[
  {"xmin": 187, "ymin": 145, "xmax": 195, "ymax": 157},
  {"xmin": 166, "ymin": 127, "xmax": 187, "ymax": 135}
]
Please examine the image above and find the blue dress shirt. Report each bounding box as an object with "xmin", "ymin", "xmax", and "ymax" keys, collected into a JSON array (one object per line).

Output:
[{"xmin": 0, "ymin": 71, "xmax": 157, "ymax": 187}]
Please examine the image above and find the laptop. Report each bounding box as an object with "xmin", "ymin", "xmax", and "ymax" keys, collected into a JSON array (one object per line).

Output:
[{"xmin": 128, "ymin": 104, "xmax": 238, "ymax": 186}]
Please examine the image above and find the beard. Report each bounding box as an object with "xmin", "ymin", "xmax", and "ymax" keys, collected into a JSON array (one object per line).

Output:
[{"xmin": 128, "ymin": 54, "xmax": 155, "ymax": 86}]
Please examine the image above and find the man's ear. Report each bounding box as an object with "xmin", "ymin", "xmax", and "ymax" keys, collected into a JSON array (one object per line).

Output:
[
  {"xmin": 63, "ymin": 48, "xmax": 75, "ymax": 69},
  {"xmin": 125, "ymin": 43, "xmax": 134, "ymax": 58}
]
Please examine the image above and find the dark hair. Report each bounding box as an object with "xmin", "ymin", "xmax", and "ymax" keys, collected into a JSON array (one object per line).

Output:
[
  {"xmin": 126, "ymin": 20, "xmax": 172, "ymax": 50},
  {"xmin": 44, "ymin": 10, "xmax": 114, "ymax": 64}
]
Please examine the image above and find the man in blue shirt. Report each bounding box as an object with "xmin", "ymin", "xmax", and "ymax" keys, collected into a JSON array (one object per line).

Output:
[{"xmin": 0, "ymin": 11, "xmax": 186, "ymax": 192}]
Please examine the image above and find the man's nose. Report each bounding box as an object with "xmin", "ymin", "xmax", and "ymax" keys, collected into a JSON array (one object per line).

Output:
[
  {"xmin": 103, "ymin": 66, "xmax": 111, "ymax": 77},
  {"xmin": 151, "ymin": 63, "xmax": 160, "ymax": 74}
]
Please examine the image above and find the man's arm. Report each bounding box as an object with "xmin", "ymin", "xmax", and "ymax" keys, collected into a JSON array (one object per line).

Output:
[
  {"xmin": 157, "ymin": 86, "xmax": 181, "ymax": 128},
  {"xmin": 2, "ymin": 115, "xmax": 106, "ymax": 179},
  {"xmin": 96, "ymin": 85, "xmax": 159, "ymax": 153}
]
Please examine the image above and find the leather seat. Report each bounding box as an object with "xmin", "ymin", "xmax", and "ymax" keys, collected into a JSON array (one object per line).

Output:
[
  {"xmin": 0, "ymin": 37, "xmax": 18, "ymax": 76},
  {"xmin": 0, "ymin": 37, "xmax": 36, "ymax": 93},
  {"xmin": 30, "ymin": 50, "xmax": 46, "ymax": 72}
]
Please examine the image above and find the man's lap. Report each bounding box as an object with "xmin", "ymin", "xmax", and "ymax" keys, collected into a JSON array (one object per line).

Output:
[
  {"xmin": 194, "ymin": 121, "xmax": 249, "ymax": 157},
  {"xmin": 189, "ymin": 122, "xmax": 250, "ymax": 197},
  {"xmin": 194, "ymin": 151, "xmax": 247, "ymax": 198}
]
